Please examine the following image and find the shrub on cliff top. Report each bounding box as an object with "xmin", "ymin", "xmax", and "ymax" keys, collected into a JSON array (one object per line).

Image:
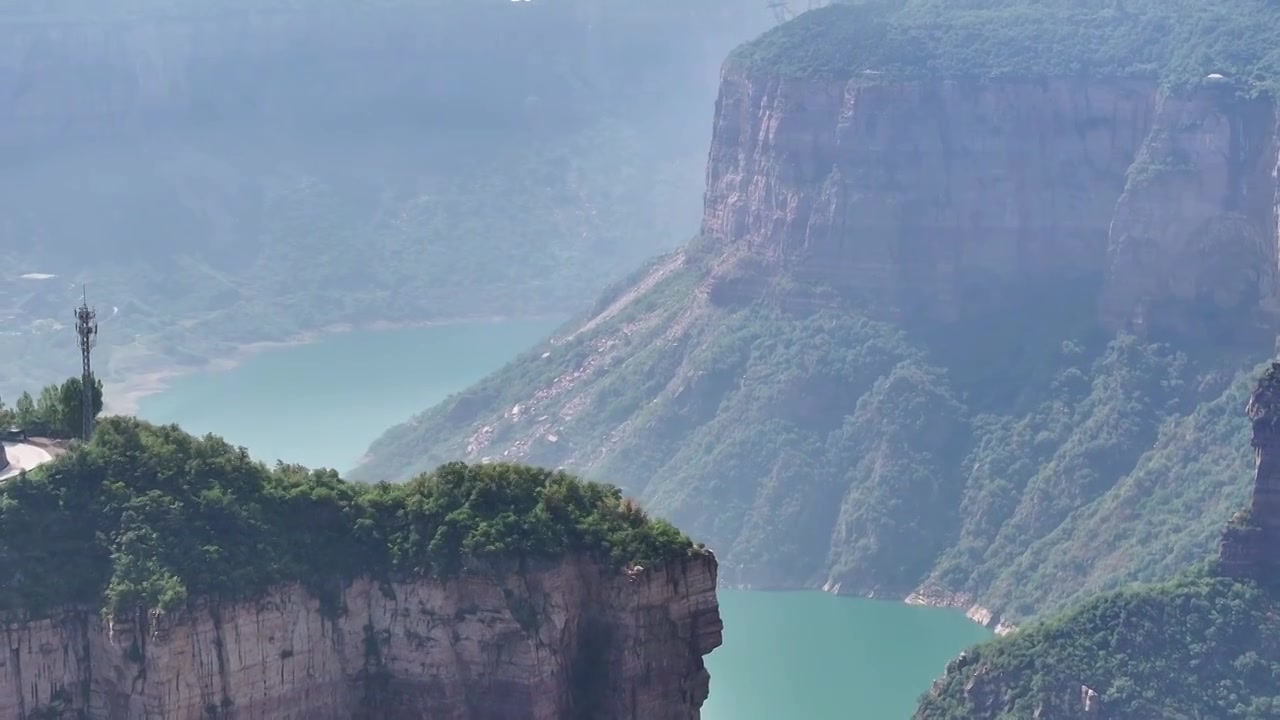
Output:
[
  {"xmin": 734, "ymin": 0, "xmax": 1280, "ymax": 94},
  {"xmin": 0, "ymin": 416, "xmax": 696, "ymax": 619}
]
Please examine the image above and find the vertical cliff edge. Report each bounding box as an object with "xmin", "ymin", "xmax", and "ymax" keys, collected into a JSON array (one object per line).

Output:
[
  {"xmin": 700, "ymin": 66, "xmax": 1279, "ymax": 337},
  {"xmin": 0, "ymin": 554, "xmax": 721, "ymax": 720}
]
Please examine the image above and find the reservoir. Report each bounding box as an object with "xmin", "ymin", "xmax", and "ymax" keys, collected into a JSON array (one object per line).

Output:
[
  {"xmin": 137, "ymin": 318, "xmax": 992, "ymax": 719},
  {"xmin": 139, "ymin": 319, "xmax": 562, "ymax": 473},
  {"xmin": 702, "ymin": 590, "xmax": 990, "ymax": 720}
]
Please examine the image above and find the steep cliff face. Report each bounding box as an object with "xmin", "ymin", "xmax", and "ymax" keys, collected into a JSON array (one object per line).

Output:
[
  {"xmin": 702, "ymin": 70, "xmax": 1153, "ymax": 317},
  {"xmin": 0, "ymin": 554, "xmax": 721, "ymax": 719},
  {"xmin": 701, "ymin": 67, "xmax": 1280, "ymax": 332}
]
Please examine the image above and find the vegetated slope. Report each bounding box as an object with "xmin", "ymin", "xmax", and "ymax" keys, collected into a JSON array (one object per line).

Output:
[
  {"xmin": 0, "ymin": 414, "xmax": 695, "ymax": 620},
  {"xmin": 353, "ymin": 245, "xmax": 1264, "ymax": 620},
  {"xmin": 916, "ymin": 364, "xmax": 1280, "ymax": 718},
  {"xmin": 914, "ymin": 573, "xmax": 1280, "ymax": 719},
  {"xmin": 356, "ymin": 0, "xmax": 1280, "ymax": 624},
  {"xmin": 734, "ymin": 0, "xmax": 1280, "ymax": 91},
  {"xmin": 0, "ymin": 0, "xmax": 772, "ymax": 400}
]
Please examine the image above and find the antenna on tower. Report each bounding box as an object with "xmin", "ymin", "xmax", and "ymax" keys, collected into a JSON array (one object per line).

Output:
[{"xmin": 74, "ymin": 285, "xmax": 98, "ymax": 441}]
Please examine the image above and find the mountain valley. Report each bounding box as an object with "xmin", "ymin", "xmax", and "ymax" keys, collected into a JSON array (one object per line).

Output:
[{"xmin": 358, "ymin": 0, "xmax": 1280, "ymax": 629}]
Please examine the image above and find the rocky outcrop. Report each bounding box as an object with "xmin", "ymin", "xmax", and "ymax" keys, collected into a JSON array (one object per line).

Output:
[
  {"xmin": 919, "ymin": 661, "xmax": 1104, "ymax": 720},
  {"xmin": 0, "ymin": 553, "xmax": 721, "ymax": 719},
  {"xmin": 1220, "ymin": 363, "xmax": 1280, "ymax": 579},
  {"xmin": 698, "ymin": 66, "xmax": 1280, "ymax": 335},
  {"xmin": 0, "ymin": 444, "xmax": 7, "ymax": 473}
]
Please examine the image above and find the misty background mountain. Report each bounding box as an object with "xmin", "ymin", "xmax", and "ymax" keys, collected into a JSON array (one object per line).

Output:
[{"xmin": 0, "ymin": 0, "xmax": 774, "ymax": 402}]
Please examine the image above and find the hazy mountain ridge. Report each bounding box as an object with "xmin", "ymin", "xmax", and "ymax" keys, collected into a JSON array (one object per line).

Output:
[{"xmin": 0, "ymin": 0, "xmax": 772, "ymax": 401}]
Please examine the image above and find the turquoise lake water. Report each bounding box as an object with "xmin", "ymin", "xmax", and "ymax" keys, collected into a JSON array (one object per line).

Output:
[{"xmin": 137, "ymin": 319, "xmax": 991, "ymax": 719}]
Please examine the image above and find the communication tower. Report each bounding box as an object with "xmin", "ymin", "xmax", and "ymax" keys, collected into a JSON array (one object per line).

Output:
[{"xmin": 74, "ymin": 287, "xmax": 98, "ymax": 441}]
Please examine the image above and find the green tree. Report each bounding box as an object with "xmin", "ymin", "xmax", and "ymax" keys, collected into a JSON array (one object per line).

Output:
[
  {"xmin": 8, "ymin": 377, "xmax": 103, "ymax": 439},
  {"xmin": 13, "ymin": 392, "xmax": 35, "ymax": 429}
]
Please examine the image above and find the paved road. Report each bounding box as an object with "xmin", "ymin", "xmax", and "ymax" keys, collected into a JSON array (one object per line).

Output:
[{"xmin": 0, "ymin": 442, "xmax": 54, "ymax": 481}]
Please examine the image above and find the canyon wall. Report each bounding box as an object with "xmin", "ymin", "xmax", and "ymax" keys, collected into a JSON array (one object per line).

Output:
[
  {"xmin": 699, "ymin": 66, "xmax": 1280, "ymax": 333},
  {"xmin": 0, "ymin": 553, "xmax": 721, "ymax": 719}
]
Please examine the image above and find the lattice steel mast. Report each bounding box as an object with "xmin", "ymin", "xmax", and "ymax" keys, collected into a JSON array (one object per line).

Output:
[{"xmin": 74, "ymin": 286, "xmax": 98, "ymax": 441}]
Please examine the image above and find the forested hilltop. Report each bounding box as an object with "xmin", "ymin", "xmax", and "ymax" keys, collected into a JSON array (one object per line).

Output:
[
  {"xmin": 0, "ymin": 415, "xmax": 694, "ymax": 620},
  {"xmin": 357, "ymin": 0, "xmax": 1280, "ymax": 628},
  {"xmin": 737, "ymin": 0, "xmax": 1280, "ymax": 92},
  {"xmin": 0, "ymin": 0, "xmax": 771, "ymax": 401}
]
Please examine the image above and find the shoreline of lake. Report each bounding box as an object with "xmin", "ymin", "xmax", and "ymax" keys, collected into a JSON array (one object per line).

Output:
[{"xmin": 103, "ymin": 314, "xmax": 564, "ymax": 417}]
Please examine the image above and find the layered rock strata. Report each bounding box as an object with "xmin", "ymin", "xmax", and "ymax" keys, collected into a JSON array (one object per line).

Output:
[
  {"xmin": 0, "ymin": 553, "xmax": 721, "ymax": 720},
  {"xmin": 699, "ymin": 68, "xmax": 1280, "ymax": 334}
]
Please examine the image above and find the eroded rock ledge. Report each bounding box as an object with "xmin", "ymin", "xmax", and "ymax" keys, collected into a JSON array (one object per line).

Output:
[{"xmin": 0, "ymin": 553, "xmax": 722, "ymax": 720}]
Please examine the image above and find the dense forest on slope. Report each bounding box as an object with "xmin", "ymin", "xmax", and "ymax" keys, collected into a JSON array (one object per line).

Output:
[
  {"xmin": 914, "ymin": 573, "xmax": 1280, "ymax": 719},
  {"xmin": 354, "ymin": 241, "xmax": 1266, "ymax": 622},
  {"xmin": 0, "ymin": 0, "xmax": 771, "ymax": 400},
  {"xmin": 735, "ymin": 0, "xmax": 1280, "ymax": 92},
  {"xmin": 0, "ymin": 415, "xmax": 694, "ymax": 619}
]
